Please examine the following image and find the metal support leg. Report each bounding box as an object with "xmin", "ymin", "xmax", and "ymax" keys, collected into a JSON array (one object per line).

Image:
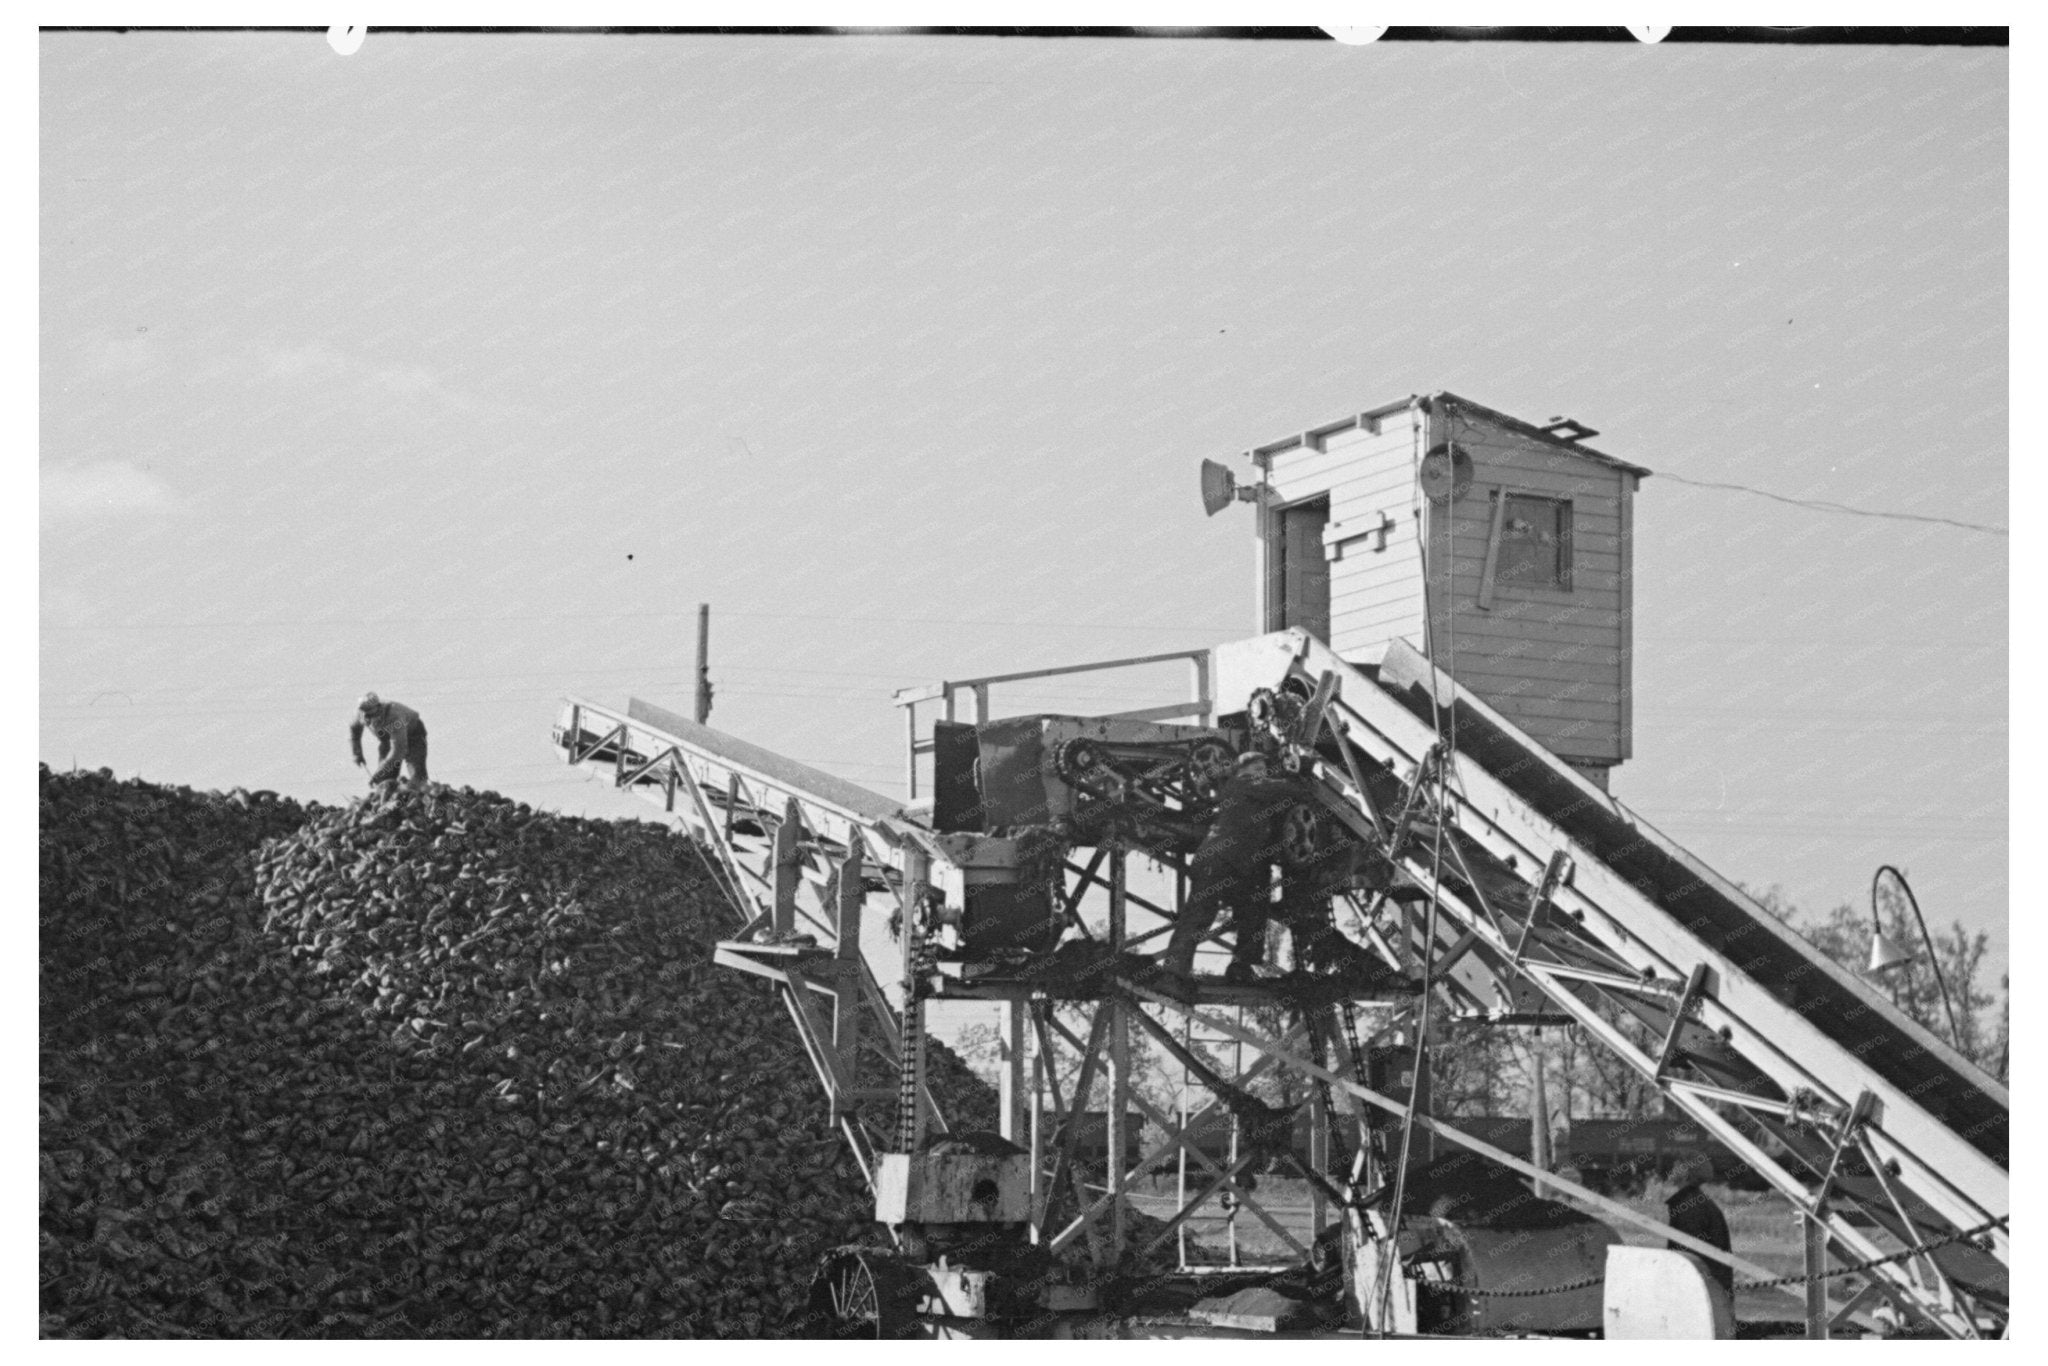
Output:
[
  {"xmin": 1309, "ymin": 1023, "xmax": 1330, "ymax": 1241},
  {"xmin": 999, "ymin": 1001, "xmax": 1026, "ymax": 1144},
  {"xmin": 1107, "ymin": 846, "xmax": 1129, "ymax": 1265},
  {"xmin": 1804, "ymin": 1213, "xmax": 1831, "ymax": 1340},
  {"xmin": 1029, "ymin": 1001, "xmax": 1045, "ymax": 1244}
]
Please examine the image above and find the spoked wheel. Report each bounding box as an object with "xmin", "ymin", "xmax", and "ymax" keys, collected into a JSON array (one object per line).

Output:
[
  {"xmin": 1185, "ymin": 738, "xmax": 1236, "ymax": 793},
  {"xmin": 805, "ymin": 1249, "xmax": 918, "ymax": 1339},
  {"xmin": 1054, "ymin": 738, "xmax": 1108, "ymax": 783},
  {"xmin": 1276, "ymin": 802, "xmax": 1326, "ymax": 868}
]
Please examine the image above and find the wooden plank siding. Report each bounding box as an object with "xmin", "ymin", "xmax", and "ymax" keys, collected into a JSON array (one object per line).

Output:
[
  {"xmin": 1617, "ymin": 472, "xmax": 1636, "ymax": 760},
  {"xmin": 1423, "ymin": 402, "xmax": 1634, "ymax": 765},
  {"xmin": 1261, "ymin": 406, "xmax": 1430, "ymax": 662},
  {"xmin": 1247, "ymin": 396, "xmax": 1636, "ymax": 768},
  {"xmin": 1422, "ymin": 613, "xmax": 1627, "ymax": 651},
  {"xmin": 1430, "ymin": 649, "xmax": 1628, "ymax": 686}
]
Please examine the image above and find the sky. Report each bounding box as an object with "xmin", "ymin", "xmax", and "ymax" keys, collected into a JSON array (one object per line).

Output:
[{"xmin": 39, "ymin": 31, "xmax": 2008, "ymax": 984}]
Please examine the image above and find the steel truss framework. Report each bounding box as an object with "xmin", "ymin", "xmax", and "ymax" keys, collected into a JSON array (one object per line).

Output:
[{"xmin": 554, "ymin": 629, "xmax": 2008, "ymax": 1339}]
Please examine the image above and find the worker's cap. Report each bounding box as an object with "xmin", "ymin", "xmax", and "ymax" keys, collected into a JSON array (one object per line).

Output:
[
  {"xmin": 358, "ymin": 692, "xmax": 382, "ymax": 713},
  {"xmin": 1236, "ymin": 750, "xmax": 1271, "ymax": 770}
]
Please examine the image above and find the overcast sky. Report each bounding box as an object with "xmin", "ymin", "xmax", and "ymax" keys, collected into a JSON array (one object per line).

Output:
[{"xmin": 39, "ymin": 31, "xmax": 2006, "ymax": 978}]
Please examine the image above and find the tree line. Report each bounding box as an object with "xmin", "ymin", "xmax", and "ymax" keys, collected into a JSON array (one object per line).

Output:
[{"xmin": 951, "ymin": 881, "xmax": 2007, "ymax": 1158}]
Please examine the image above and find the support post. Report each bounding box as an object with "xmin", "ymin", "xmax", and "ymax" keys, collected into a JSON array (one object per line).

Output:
[
  {"xmin": 1177, "ymin": 1011, "xmax": 1191, "ymax": 1271},
  {"xmin": 999, "ymin": 1002, "xmax": 1027, "ymax": 1144},
  {"xmin": 1029, "ymin": 1002, "xmax": 1046, "ymax": 1242},
  {"xmin": 1107, "ymin": 846, "xmax": 1130, "ymax": 1264},
  {"xmin": 830, "ymin": 835, "xmax": 866, "ymax": 1123},
  {"xmin": 1804, "ymin": 1213, "xmax": 1832, "ymax": 1339},
  {"xmin": 771, "ymin": 798, "xmax": 803, "ymax": 937},
  {"xmin": 694, "ymin": 602, "xmax": 712, "ymax": 724},
  {"xmin": 1309, "ymin": 1016, "xmax": 1331, "ymax": 1240}
]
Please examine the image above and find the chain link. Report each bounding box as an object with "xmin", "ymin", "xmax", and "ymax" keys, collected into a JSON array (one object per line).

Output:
[
  {"xmin": 895, "ymin": 939, "xmax": 935, "ymax": 1152},
  {"xmin": 1729, "ymin": 1215, "xmax": 2008, "ymax": 1291},
  {"xmin": 1416, "ymin": 1271, "xmax": 1606, "ymax": 1298},
  {"xmin": 1410, "ymin": 1215, "xmax": 2007, "ymax": 1299}
]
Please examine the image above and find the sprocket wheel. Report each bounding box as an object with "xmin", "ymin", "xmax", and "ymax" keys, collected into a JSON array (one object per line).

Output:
[
  {"xmin": 1276, "ymin": 802, "xmax": 1325, "ymax": 868},
  {"xmin": 1186, "ymin": 738, "xmax": 1236, "ymax": 792},
  {"xmin": 1054, "ymin": 738, "xmax": 1108, "ymax": 784}
]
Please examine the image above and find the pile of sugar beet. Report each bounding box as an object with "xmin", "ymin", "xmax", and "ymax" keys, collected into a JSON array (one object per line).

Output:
[{"xmin": 40, "ymin": 765, "xmax": 995, "ymax": 1338}]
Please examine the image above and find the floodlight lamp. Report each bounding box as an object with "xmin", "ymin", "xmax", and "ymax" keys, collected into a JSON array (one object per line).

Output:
[
  {"xmin": 1200, "ymin": 459, "xmax": 1264, "ymax": 517},
  {"xmin": 1868, "ymin": 931, "xmax": 1917, "ymax": 975}
]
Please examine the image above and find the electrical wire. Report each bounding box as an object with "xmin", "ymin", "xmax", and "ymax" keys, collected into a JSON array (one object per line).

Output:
[
  {"xmin": 1652, "ymin": 471, "xmax": 2006, "ymax": 536},
  {"xmin": 1374, "ymin": 393, "xmax": 1448, "ymax": 1333},
  {"xmin": 1444, "ymin": 429, "xmax": 2005, "ymax": 537}
]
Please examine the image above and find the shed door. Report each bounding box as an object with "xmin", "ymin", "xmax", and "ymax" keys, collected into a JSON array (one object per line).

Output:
[{"xmin": 1277, "ymin": 497, "xmax": 1331, "ymax": 642}]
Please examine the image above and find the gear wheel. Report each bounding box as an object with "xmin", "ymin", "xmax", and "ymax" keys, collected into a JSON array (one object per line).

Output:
[
  {"xmin": 1185, "ymin": 738, "xmax": 1236, "ymax": 792},
  {"xmin": 1276, "ymin": 802, "xmax": 1325, "ymax": 868},
  {"xmin": 1054, "ymin": 738, "xmax": 1107, "ymax": 783}
]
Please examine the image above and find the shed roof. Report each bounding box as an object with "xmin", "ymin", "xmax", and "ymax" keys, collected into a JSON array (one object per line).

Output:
[
  {"xmin": 1246, "ymin": 391, "xmax": 1653, "ymax": 480},
  {"xmin": 1433, "ymin": 390, "xmax": 1654, "ymax": 479}
]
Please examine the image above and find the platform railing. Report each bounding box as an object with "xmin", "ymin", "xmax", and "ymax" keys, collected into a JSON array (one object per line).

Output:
[{"xmin": 891, "ymin": 647, "xmax": 1212, "ymax": 801}]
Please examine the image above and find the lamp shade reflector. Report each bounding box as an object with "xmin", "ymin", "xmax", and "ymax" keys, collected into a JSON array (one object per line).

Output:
[{"xmin": 1200, "ymin": 459, "xmax": 1238, "ymax": 517}]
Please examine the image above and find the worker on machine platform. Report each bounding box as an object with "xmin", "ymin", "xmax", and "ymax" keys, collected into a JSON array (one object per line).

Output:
[
  {"xmin": 351, "ymin": 692, "xmax": 430, "ymax": 789},
  {"xmin": 1158, "ymin": 748, "xmax": 1301, "ymax": 983}
]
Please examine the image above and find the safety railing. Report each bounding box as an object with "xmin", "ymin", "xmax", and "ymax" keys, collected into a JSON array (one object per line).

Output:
[{"xmin": 891, "ymin": 647, "xmax": 1212, "ymax": 802}]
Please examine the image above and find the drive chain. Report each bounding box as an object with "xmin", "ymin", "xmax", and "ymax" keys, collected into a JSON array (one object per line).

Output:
[
  {"xmin": 1727, "ymin": 1214, "xmax": 2008, "ymax": 1291},
  {"xmin": 1411, "ymin": 1215, "xmax": 2007, "ymax": 1298},
  {"xmin": 895, "ymin": 940, "xmax": 936, "ymax": 1152},
  {"xmin": 1414, "ymin": 1271, "xmax": 1605, "ymax": 1297}
]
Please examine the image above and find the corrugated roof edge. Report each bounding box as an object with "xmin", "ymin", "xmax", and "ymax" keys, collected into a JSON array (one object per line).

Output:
[{"xmin": 1243, "ymin": 391, "xmax": 1654, "ymax": 480}]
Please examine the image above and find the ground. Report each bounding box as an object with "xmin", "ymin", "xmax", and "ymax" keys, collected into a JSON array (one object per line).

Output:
[{"xmin": 1116, "ymin": 1175, "xmax": 1812, "ymax": 1330}]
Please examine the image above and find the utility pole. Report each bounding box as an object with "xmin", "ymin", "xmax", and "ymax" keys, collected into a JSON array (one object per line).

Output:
[{"xmin": 694, "ymin": 603, "xmax": 713, "ymax": 724}]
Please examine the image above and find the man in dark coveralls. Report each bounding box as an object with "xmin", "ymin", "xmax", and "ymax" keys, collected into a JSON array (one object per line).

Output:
[
  {"xmin": 1158, "ymin": 749, "xmax": 1302, "ymax": 983},
  {"xmin": 350, "ymin": 692, "xmax": 430, "ymax": 789}
]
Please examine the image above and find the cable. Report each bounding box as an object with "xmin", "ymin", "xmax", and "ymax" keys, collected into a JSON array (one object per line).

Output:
[
  {"xmin": 1375, "ymin": 393, "xmax": 1446, "ymax": 1334},
  {"xmin": 1652, "ymin": 471, "xmax": 2006, "ymax": 537},
  {"xmin": 1444, "ymin": 429, "xmax": 2005, "ymax": 537}
]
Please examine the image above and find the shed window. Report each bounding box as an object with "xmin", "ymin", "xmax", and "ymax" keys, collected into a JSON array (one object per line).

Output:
[{"xmin": 1498, "ymin": 495, "xmax": 1572, "ymax": 589}]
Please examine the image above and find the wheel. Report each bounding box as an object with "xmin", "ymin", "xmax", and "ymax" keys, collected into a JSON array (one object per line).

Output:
[
  {"xmin": 1054, "ymin": 738, "xmax": 1107, "ymax": 783},
  {"xmin": 1276, "ymin": 803, "xmax": 1324, "ymax": 868},
  {"xmin": 1186, "ymin": 738, "xmax": 1235, "ymax": 791},
  {"xmin": 805, "ymin": 1249, "xmax": 917, "ymax": 1339}
]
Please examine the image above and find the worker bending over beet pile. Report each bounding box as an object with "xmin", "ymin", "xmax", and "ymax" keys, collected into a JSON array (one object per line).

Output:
[{"xmin": 350, "ymin": 692, "xmax": 430, "ymax": 790}]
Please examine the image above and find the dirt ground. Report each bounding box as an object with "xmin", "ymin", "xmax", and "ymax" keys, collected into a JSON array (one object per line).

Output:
[{"xmin": 1125, "ymin": 1175, "xmax": 1816, "ymax": 1330}]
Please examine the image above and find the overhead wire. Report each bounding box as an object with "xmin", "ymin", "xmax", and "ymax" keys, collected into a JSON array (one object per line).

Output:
[
  {"xmin": 1375, "ymin": 393, "xmax": 1452, "ymax": 1332},
  {"xmin": 1443, "ymin": 429, "xmax": 2006, "ymax": 537},
  {"xmin": 1651, "ymin": 470, "xmax": 2006, "ymax": 536}
]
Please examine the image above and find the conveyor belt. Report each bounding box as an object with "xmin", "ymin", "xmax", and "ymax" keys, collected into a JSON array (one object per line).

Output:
[
  {"xmin": 1216, "ymin": 630, "xmax": 2009, "ymax": 1335},
  {"xmin": 1370, "ymin": 641, "xmax": 2009, "ymax": 1169}
]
